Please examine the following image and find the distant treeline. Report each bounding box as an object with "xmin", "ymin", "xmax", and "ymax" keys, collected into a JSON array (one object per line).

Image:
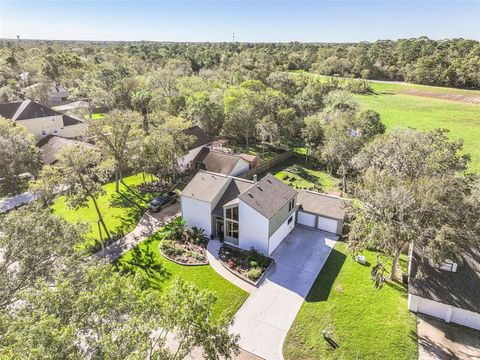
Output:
[{"xmin": 0, "ymin": 37, "xmax": 478, "ymax": 99}]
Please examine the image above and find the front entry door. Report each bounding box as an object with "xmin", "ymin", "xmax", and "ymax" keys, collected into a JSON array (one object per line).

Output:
[{"xmin": 216, "ymin": 219, "xmax": 224, "ymax": 239}]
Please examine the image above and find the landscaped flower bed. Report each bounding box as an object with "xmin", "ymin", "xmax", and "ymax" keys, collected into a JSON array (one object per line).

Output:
[
  {"xmin": 219, "ymin": 245, "xmax": 273, "ymax": 283},
  {"xmin": 158, "ymin": 218, "xmax": 208, "ymax": 265}
]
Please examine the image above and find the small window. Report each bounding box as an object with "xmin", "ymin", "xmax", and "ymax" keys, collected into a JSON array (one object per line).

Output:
[
  {"xmin": 288, "ymin": 215, "xmax": 293, "ymax": 225},
  {"xmin": 226, "ymin": 208, "xmax": 232, "ymax": 219},
  {"xmin": 288, "ymin": 198, "xmax": 295, "ymax": 212},
  {"xmin": 53, "ymin": 129, "xmax": 58, "ymax": 133},
  {"xmin": 41, "ymin": 130, "xmax": 46, "ymax": 135}
]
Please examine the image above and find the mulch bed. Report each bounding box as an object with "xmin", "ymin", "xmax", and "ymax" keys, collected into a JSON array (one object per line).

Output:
[
  {"xmin": 218, "ymin": 244, "xmax": 273, "ymax": 283},
  {"xmin": 159, "ymin": 238, "xmax": 208, "ymax": 265}
]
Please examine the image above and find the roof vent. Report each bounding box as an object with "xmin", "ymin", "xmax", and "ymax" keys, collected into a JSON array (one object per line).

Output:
[
  {"xmin": 439, "ymin": 260, "xmax": 457, "ymax": 272},
  {"xmin": 266, "ymin": 179, "xmax": 272, "ymax": 184},
  {"xmin": 248, "ymin": 193, "xmax": 253, "ymax": 198},
  {"xmin": 257, "ymin": 186, "xmax": 263, "ymax": 191}
]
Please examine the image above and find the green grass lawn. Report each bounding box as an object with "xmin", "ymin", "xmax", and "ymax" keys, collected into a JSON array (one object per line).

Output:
[
  {"xmin": 84, "ymin": 113, "xmax": 106, "ymax": 120},
  {"xmin": 301, "ymin": 72, "xmax": 480, "ymax": 173},
  {"xmin": 115, "ymin": 230, "xmax": 249, "ymax": 320},
  {"xmin": 355, "ymin": 88, "xmax": 480, "ymax": 173},
  {"xmin": 52, "ymin": 173, "xmax": 156, "ymax": 253},
  {"xmin": 260, "ymin": 154, "xmax": 340, "ymax": 192},
  {"xmin": 284, "ymin": 242, "xmax": 417, "ymax": 360}
]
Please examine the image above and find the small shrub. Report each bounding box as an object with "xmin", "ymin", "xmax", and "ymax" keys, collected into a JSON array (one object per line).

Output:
[
  {"xmin": 283, "ymin": 174, "xmax": 290, "ymax": 180},
  {"xmin": 191, "ymin": 226, "xmax": 206, "ymax": 245},
  {"xmin": 160, "ymin": 240, "xmax": 184, "ymax": 256},
  {"xmin": 245, "ymin": 267, "xmax": 263, "ymax": 281},
  {"xmin": 249, "ymin": 260, "xmax": 258, "ymax": 268}
]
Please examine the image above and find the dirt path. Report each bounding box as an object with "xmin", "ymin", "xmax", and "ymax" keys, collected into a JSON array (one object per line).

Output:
[{"xmin": 401, "ymin": 89, "xmax": 480, "ymax": 105}]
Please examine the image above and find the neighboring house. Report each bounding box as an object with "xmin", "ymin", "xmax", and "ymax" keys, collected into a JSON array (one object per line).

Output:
[
  {"xmin": 178, "ymin": 126, "xmax": 214, "ymax": 169},
  {"xmin": 37, "ymin": 135, "xmax": 97, "ymax": 165},
  {"xmin": 408, "ymin": 246, "xmax": 480, "ymax": 330},
  {"xmin": 24, "ymin": 82, "xmax": 70, "ymax": 103},
  {"xmin": 49, "ymin": 82, "xmax": 70, "ymax": 103},
  {"xmin": 180, "ymin": 170, "xmax": 346, "ymax": 256},
  {"xmin": 0, "ymin": 99, "xmax": 85, "ymax": 140},
  {"xmin": 192, "ymin": 148, "xmax": 250, "ymax": 176}
]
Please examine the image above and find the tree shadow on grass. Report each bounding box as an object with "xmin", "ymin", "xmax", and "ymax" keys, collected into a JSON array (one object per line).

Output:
[
  {"xmin": 305, "ymin": 247, "xmax": 347, "ymax": 303},
  {"xmin": 384, "ymin": 279, "xmax": 408, "ymax": 297},
  {"xmin": 115, "ymin": 237, "xmax": 172, "ymax": 290}
]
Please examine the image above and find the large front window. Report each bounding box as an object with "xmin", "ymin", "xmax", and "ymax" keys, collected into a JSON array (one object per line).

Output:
[
  {"xmin": 224, "ymin": 206, "xmax": 239, "ymax": 239},
  {"xmin": 225, "ymin": 220, "xmax": 239, "ymax": 239}
]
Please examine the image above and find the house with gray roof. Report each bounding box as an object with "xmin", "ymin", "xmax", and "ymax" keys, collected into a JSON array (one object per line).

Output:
[
  {"xmin": 408, "ymin": 245, "xmax": 480, "ymax": 330},
  {"xmin": 181, "ymin": 170, "xmax": 346, "ymax": 256},
  {"xmin": 192, "ymin": 148, "xmax": 250, "ymax": 176},
  {"xmin": 0, "ymin": 99, "xmax": 85, "ymax": 141}
]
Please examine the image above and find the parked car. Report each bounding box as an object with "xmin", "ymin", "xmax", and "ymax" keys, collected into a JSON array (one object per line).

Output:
[{"xmin": 147, "ymin": 191, "xmax": 177, "ymax": 212}]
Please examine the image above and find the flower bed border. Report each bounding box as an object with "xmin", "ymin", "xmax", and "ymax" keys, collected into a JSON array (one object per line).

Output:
[
  {"xmin": 159, "ymin": 247, "xmax": 209, "ymax": 266},
  {"xmin": 218, "ymin": 244, "xmax": 275, "ymax": 286}
]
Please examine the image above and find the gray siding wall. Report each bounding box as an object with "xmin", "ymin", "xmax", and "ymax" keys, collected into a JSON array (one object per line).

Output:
[{"xmin": 268, "ymin": 194, "xmax": 297, "ymax": 236}]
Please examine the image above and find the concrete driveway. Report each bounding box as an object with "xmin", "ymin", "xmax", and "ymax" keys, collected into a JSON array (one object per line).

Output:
[
  {"xmin": 230, "ymin": 226, "xmax": 337, "ymax": 360},
  {"xmin": 417, "ymin": 314, "xmax": 480, "ymax": 360}
]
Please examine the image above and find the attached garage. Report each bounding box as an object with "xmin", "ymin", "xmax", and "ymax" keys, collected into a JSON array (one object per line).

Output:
[
  {"xmin": 297, "ymin": 211, "xmax": 316, "ymax": 227},
  {"xmin": 296, "ymin": 190, "xmax": 346, "ymax": 235},
  {"xmin": 317, "ymin": 216, "xmax": 338, "ymax": 234}
]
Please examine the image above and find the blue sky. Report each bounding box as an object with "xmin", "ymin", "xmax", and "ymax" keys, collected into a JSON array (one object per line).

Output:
[{"xmin": 0, "ymin": 1, "xmax": 479, "ymax": 42}]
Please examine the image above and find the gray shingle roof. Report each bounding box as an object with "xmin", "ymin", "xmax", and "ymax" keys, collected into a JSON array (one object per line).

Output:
[
  {"xmin": 297, "ymin": 190, "xmax": 347, "ymax": 220},
  {"xmin": 238, "ymin": 174, "xmax": 297, "ymax": 219},
  {"xmin": 184, "ymin": 126, "xmax": 213, "ymax": 150},
  {"xmin": 181, "ymin": 170, "xmax": 230, "ymax": 203},
  {"xmin": 409, "ymin": 246, "xmax": 480, "ymax": 314},
  {"xmin": 39, "ymin": 136, "xmax": 97, "ymax": 165},
  {"xmin": 212, "ymin": 178, "xmax": 254, "ymax": 217},
  {"xmin": 193, "ymin": 148, "xmax": 245, "ymax": 175},
  {"xmin": 0, "ymin": 100, "xmax": 82, "ymax": 125}
]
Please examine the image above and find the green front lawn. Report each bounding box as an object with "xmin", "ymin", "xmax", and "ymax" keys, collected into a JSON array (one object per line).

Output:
[
  {"xmin": 284, "ymin": 242, "xmax": 417, "ymax": 360},
  {"xmin": 52, "ymin": 173, "xmax": 156, "ymax": 253},
  {"xmin": 115, "ymin": 230, "xmax": 249, "ymax": 320}
]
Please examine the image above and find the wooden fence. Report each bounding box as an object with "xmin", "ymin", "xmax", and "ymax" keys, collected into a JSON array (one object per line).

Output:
[{"xmin": 240, "ymin": 150, "xmax": 294, "ymax": 180}]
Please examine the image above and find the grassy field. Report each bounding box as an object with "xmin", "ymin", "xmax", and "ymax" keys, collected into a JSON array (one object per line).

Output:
[
  {"xmin": 115, "ymin": 230, "xmax": 249, "ymax": 320},
  {"xmin": 298, "ymin": 72, "xmax": 480, "ymax": 173},
  {"xmin": 284, "ymin": 242, "xmax": 417, "ymax": 360},
  {"xmin": 355, "ymin": 82, "xmax": 480, "ymax": 173},
  {"xmin": 52, "ymin": 173, "xmax": 156, "ymax": 252}
]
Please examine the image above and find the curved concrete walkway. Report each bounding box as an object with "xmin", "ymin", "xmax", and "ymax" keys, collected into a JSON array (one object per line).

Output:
[
  {"xmin": 206, "ymin": 239, "xmax": 256, "ymax": 294},
  {"xmin": 92, "ymin": 202, "xmax": 180, "ymax": 261}
]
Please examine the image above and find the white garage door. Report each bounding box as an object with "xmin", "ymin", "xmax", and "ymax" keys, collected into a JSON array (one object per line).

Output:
[
  {"xmin": 297, "ymin": 211, "xmax": 316, "ymax": 227},
  {"xmin": 317, "ymin": 216, "xmax": 338, "ymax": 234}
]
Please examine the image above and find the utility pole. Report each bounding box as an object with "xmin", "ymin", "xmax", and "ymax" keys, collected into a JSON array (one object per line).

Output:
[{"xmin": 232, "ymin": 32, "xmax": 235, "ymax": 43}]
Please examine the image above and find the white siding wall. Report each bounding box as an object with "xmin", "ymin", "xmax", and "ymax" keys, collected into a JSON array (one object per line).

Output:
[
  {"xmin": 238, "ymin": 199, "xmax": 269, "ymax": 255},
  {"xmin": 409, "ymin": 294, "xmax": 480, "ymax": 330},
  {"xmin": 16, "ymin": 116, "xmax": 85, "ymax": 140},
  {"xmin": 230, "ymin": 158, "xmax": 250, "ymax": 176},
  {"xmin": 57, "ymin": 123, "xmax": 86, "ymax": 138},
  {"xmin": 181, "ymin": 196, "xmax": 212, "ymax": 236},
  {"xmin": 317, "ymin": 216, "xmax": 339, "ymax": 234},
  {"xmin": 297, "ymin": 211, "xmax": 316, "ymax": 227},
  {"xmin": 268, "ymin": 214, "xmax": 295, "ymax": 255}
]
